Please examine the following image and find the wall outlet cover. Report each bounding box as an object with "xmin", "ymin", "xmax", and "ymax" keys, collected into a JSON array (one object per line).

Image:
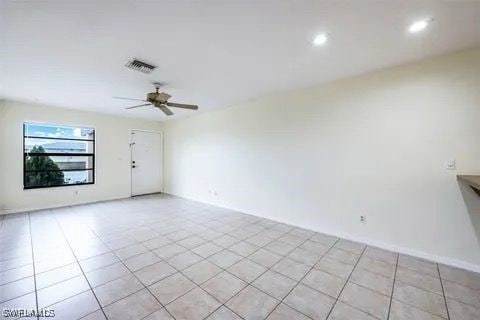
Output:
[{"xmin": 445, "ymin": 159, "xmax": 456, "ymax": 170}]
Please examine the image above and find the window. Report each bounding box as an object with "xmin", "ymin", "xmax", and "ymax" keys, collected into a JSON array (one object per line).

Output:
[{"xmin": 23, "ymin": 122, "xmax": 95, "ymax": 189}]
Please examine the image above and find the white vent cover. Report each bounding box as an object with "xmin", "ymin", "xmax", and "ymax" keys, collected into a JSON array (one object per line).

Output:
[{"xmin": 125, "ymin": 59, "xmax": 157, "ymax": 74}]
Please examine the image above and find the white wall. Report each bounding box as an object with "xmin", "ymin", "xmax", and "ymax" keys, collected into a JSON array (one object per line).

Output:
[
  {"xmin": 0, "ymin": 100, "xmax": 163, "ymax": 214},
  {"xmin": 164, "ymin": 48, "xmax": 480, "ymax": 271}
]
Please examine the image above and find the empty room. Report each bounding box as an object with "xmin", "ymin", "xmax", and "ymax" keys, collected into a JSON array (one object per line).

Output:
[{"xmin": 1, "ymin": 1, "xmax": 480, "ymax": 320}]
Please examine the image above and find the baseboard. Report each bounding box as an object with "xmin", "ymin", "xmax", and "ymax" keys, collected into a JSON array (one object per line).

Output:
[
  {"xmin": 165, "ymin": 191, "xmax": 480, "ymax": 273},
  {"xmin": 0, "ymin": 195, "xmax": 131, "ymax": 216},
  {"xmin": 268, "ymin": 215, "xmax": 480, "ymax": 273}
]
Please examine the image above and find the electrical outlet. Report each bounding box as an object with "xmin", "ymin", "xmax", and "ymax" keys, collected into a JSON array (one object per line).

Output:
[{"xmin": 360, "ymin": 215, "xmax": 366, "ymax": 224}]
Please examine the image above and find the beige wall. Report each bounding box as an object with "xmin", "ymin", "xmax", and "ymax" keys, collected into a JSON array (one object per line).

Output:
[
  {"xmin": 163, "ymin": 48, "xmax": 480, "ymax": 271},
  {"xmin": 0, "ymin": 101, "xmax": 163, "ymax": 213}
]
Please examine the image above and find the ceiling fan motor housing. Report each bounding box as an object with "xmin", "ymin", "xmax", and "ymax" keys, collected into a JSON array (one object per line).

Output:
[
  {"xmin": 147, "ymin": 92, "xmax": 157, "ymax": 102},
  {"xmin": 147, "ymin": 91, "xmax": 171, "ymax": 103}
]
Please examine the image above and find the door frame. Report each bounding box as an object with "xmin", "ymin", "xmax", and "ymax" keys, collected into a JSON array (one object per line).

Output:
[{"xmin": 129, "ymin": 129, "xmax": 163, "ymax": 197}]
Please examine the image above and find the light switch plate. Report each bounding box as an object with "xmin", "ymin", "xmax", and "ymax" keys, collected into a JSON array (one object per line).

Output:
[{"xmin": 445, "ymin": 159, "xmax": 456, "ymax": 170}]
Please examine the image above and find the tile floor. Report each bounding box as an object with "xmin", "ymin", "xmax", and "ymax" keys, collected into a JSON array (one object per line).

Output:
[{"xmin": 1, "ymin": 194, "xmax": 479, "ymax": 320}]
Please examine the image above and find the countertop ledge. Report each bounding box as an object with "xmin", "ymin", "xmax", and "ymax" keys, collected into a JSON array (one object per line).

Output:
[{"xmin": 457, "ymin": 175, "xmax": 480, "ymax": 190}]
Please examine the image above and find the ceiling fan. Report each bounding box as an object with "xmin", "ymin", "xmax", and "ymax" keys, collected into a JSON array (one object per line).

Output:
[{"xmin": 113, "ymin": 83, "xmax": 198, "ymax": 116}]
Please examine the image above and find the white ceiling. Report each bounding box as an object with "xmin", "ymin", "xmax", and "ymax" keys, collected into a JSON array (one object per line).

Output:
[{"xmin": 1, "ymin": 0, "xmax": 480, "ymax": 121}]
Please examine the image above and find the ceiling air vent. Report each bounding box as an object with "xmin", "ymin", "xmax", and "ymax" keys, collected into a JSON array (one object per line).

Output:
[{"xmin": 125, "ymin": 59, "xmax": 157, "ymax": 74}]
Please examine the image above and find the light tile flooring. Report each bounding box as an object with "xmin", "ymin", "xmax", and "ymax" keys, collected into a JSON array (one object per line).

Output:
[{"xmin": 1, "ymin": 194, "xmax": 480, "ymax": 320}]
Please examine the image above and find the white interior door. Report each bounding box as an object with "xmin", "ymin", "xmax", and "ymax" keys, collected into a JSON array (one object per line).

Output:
[{"xmin": 131, "ymin": 130, "xmax": 162, "ymax": 196}]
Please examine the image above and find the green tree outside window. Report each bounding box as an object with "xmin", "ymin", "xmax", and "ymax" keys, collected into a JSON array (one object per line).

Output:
[{"xmin": 25, "ymin": 146, "xmax": 64, "ymax": 187}]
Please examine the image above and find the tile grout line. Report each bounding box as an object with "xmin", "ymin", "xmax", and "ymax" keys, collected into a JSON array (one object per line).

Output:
[
  {"xmin": 343, "ymin": 256, "xmax": 454, "ymax": 320},
  {"xmin": 216, "ymin": 231, "xmax": 319, "ymax": 319},
  {"xmin": 381, "ymin": 258, "xmax": 462, "ymax": 301},
  {"xmin": 393, "ymin": 277, "xmax": 451, "ymax": 297},
  {"xmin": 282, "ymin": 246, "xmax": 450, "ymax": 320},
  {"xmin": 200, "ymin": 219, "xmax": 452, "ymax": 320},
  {"xmin": 339, "ymin": 280, "xmax": 390, "ymax": 300},
  {"xmin": 136, "ymin": 219, "xmax": 287, "ymax": 320},
  {"xmin": 113, "ymin": 213, "xmax": 249, "ymax": 320},
  {"xmin": 387, "ymin": 296, "xmax": 450, "ymax": 320},
  {"xmin": 324, "ymin": 245, "xmax": 368, "ymax": 320},
  {"xmin": 76, "ymin": 212, "xmax": 231, "ymax": 319},
  {"xmin": 349, "ymin": 261, "xmax": 396, "ymax": 280},
  {"xmin": 199, "ymin": 226, "xmax": 317, "ymax": 320},
  {"xmin": 123, "ymin": 215, "xmax": 272, "ymax": 320},
  {"xmin": 27, "ymin": 212, "xmax": 40, "ymax": 320},
  {"xmin": 52, "ymin": 210, "xmax": 109, "ymax": 320},
  {"xmin": 437, "ymin": 263, "xmax": 451, "ymax": 320},
  {"xmin": 84, "ymin": 202, "xmax": 186, "ymax": 320},
  {"xmin": 262, "ymin": 237, "xmax": 341, "ymax": 320},
  {"xmin": 88, "ymin": 228, "xmax": 179, "ymax": 320},
  {"xmin": 386, "ymin": 267, "xmax": 458, "ymax": 319},
  {"xmin": 198, "ymin": 225, "xmax": 451, "ymax": 320},
  {"xmin": 6, "ymin": 205, "xmax": 353, "ymax": 319},
  {"xmin": 386, "ymin": 252, "xmax": 399, "ymax": 320},
  {"xmin": 201, "ymin": 221, "xmax": 311, "ymax": 318},
  {"xmin": 94, "ymin": 216, "xmax": 374, "ymax": 320},
  {"xmin": 11, "ymin": 198, "xmax": 473, "ymax": 320},
  {"xmin": 119, "ymin": 219, "xmax": 305, "ymax": 320},
  {"xmin": 0, "ymin": 258, "xmax": 34, "ymax": 278}
]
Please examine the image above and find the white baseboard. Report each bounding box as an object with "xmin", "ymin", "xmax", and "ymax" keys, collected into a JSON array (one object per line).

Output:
[
  {"xmin": 0, "ymin": 195, "xmax": 130, "ymax": 216},
  {"xmin": 166, "ymin": 191, "xmax": 480, "ymax": 274},
  {"xmin": 271, "ymin": 216, "xmax": 480, "ymax": 273}
]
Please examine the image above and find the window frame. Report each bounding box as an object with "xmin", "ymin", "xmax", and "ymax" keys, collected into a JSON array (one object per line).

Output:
[{"xmin": 23, "ymin": 122, "xmax": 96, "ymax": 190}]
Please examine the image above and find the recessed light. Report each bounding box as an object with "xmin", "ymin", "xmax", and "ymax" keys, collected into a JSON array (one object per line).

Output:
[
  {"xmin": 409, "ymin": 19, "xmax": 431, "ymax": 33},
  {"xmin": 313, "ymin": 33, "xmax": 328, "ymax": 46}
]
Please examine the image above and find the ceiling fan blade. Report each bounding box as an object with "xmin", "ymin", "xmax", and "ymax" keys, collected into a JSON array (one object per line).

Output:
[
  {"xmin": 113, "ymin": 96, "xmax": 147, "ymax": 102},
  {"xmin": 157, "ymin": 104, "xmax": 174, "ymax": 116},
  {"xmin": 125, "ymin": 103, "xmax": 151, "ymax": 109},
  {"xmin": 165, "ymin": 102, "xmax": 198, "ymax": 110}
]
